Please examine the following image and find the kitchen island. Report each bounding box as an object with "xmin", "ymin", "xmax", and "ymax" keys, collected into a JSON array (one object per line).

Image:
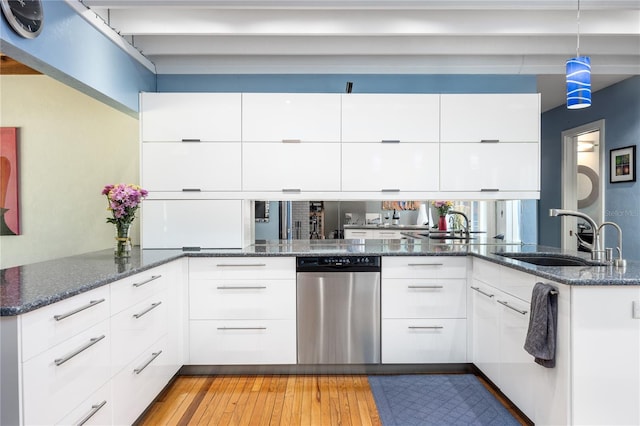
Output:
[{"xmin": 2, "ymin": 240, "xmax": 639, "ymax": 425}]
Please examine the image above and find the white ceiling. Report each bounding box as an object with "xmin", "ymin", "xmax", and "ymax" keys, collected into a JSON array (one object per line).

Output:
[{"xmin": 79, "ymin": 0, "xmax": 640, "ymax": 111}]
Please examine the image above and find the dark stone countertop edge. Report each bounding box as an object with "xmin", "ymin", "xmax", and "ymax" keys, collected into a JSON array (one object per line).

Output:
[{"xmin": 2, "ymin": 244, "xmax": 639, "ymax": 317}]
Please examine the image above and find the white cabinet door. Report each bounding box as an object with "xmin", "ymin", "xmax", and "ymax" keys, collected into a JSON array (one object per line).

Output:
[
  {"xmin": 496, "ymin": 288, "xmax": 535, "ymax": 420},
  {"xmin": 242, "ymin": 93, "xmax": 341, "ymax": 142},
  {"xmin": 371, "ymin": 229, "xmax": 404, "ymax": 239},
  {"xmin": 242, "ymin": 142, "xmax": 341, "ymax": 191},
  {"xmin": 381, "ymin": 318, "xmax": 467, "ymax": 363},
  {"xmin": 341, "ymin": 143, "xmax": 439, "ymax": 192},
  {"xmin": 141, "ymin": 93, "xmax": 241, "ymax": 142},
  {"xmin": 142, "ymin": 199, "xmax": 243, "ymax": 249},
  {"xmin": 440, "ymin": 142, "xmax": 539, "ymax": 192},
  {"xmin": 55, "ymin": 382, "xmax": 111, "ymax": 426},
  {"xmin": 342, "ymin": 94, "xmax": 440, "ymax": 142},
  {"xmin": 383, "ymin": 278, "xmax": 467, "ymax": 319},
  {"xmin": 142, "ymin": 142, "xmax": 241, "ymax": 191},
  {"xmin": 189, "ymin": 257, "xmax": 295, "ymax": 281},
  {"xmin": 470, "ymin": 280, "xmax": 500, "ymax": 384},
  {"xmin": 344, "ymin": 229, "xmax": 374, "ymax": 239},
  {"xmin": 440, "ymin": 94, "xmax": 540, "ymax": 143}
]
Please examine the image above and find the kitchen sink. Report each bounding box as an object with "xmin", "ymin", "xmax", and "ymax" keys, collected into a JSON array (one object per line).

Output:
[{"xmin": 495, "ymin": 252, "xmax": 596, "ymax": 267}]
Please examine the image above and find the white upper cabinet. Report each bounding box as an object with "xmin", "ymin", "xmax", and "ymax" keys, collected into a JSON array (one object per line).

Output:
[
  {"xmin": 242, "ymin": 142, "xmax": 341, "ymax": 192},
  {"xmin": 440, "ymin": 94, "xmax": 540, "ymax": 143},
  {"xmin": 142, "ymin": 142, "xmax": 241, "ymax": 191},
  {"xmin": 440, "ymin": 142, "xmax": 539, "ymax": 192},
  {"xmin": 141, "ymin": 93, "xmax": 241, "ymax": 142},
  {"xmin": 342, "ymin": 94, "xmax": 440, "ymax": 142},
  {"xmin": 341, "ymin": 143, "xmax": 439, "ymax": 192},
  {"xmin": 242, "ymin": 93, "xmax": 341, "ymax": 142}
]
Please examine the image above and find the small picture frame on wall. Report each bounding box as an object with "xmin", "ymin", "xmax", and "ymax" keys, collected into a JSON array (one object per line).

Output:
[{"xmin": 610, "ymin": 145, "xmax": 636, "ymax": 183}]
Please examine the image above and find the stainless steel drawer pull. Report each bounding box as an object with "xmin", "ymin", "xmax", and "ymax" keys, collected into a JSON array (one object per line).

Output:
[
  {"xmin": 181, "ymin": 138, "xmax": 201, "ymax": 142},
  {"xmin": 408, "ymin": 285, "xmax": 444, "ymax": 289},
  {"xmin": 408, "ymin": 326, "xmax": 444, "ymax": 330},
  {"xmin": 132, "ymin": 274, "xmax": 162, "ymax": 288},
  {"xmin": 470, "ymin": 286, "xmax": 495, "ymax": 298},
  {"xmin": 216, "ymin": 263, "xmax": 267, "ymax": 267},
  {"xmin": 381, "ymin": 189, "xmax": 400, "ymax": 192},
  {"xmin": 480, "ymin": 188, "xmax": 500, "ymax": 192},
  {"xmin": 497, "ymin": 300, "xmax": 528, "ymax": 315},
  {"xmin": 480, "ymin": 139, "xmax": 500, "ymax": 143},
  {"xmin": 54, "ymin": 299, "xmax": 106, "ymax": 321},
  {"xmin": 134, "ymin": 350, "xmax": 163, "ymax": 374},
  {"xmin": 217, "ymin": 327, "xmax": 267, "ymax": 331},
  {"xmin": 282, "ymin": 188, "xmax": 301, "ymax": 193},
  {"xmin": 407, "ymin": 263, "xmax": 444, "ymax": 267},
  {"xmin": 182, "ymin": 188, "xmax": 201, "ymax": 192},
  {"xmin": 217, "ymin": 286, "xmax": 267, "ymax": 290},
  {"xmin": 54, "ymin": 335, "xmax": 106, "ymax": 366},
  {"xmin": 76, "ymin": 400, "xmax": 107, "ymax": 426},
  {"xmin": 282, "ymin": 139, "xmax": 301, "ymax": 143},
  {"xmin": 133, "ymin": 302, "xmax": 162, "ymax": 319},
  {"xmin": 381, "ymin": 139, "xmax": 401, "ymax": 143}
]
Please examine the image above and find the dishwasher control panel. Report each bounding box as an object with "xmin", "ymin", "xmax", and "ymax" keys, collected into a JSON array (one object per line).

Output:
[{"xmin": 296, "ymin": 256, "xmax": 381, "ymax": 272}]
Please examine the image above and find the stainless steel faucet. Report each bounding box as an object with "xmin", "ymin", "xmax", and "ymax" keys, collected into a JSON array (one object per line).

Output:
[
  {"xmin": 597, "ymin": 221, "xmax": 626, "ymax": 268},
  {"xmin": 449, "ymin": 210, "xmax": 470, "ymax": 239},
  {"xmin": 549, "ymin": 209, "xmax": 602, "ymax": 261}
]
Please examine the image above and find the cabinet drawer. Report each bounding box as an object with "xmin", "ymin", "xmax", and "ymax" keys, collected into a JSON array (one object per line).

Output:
[
  {"xmin": 112, "ymin": 335, "xmax": 173, "ymax": 426},
  {"xmin": 382, "ymin": 256, "xmax": 467, "ymax": 279},
  {"xmin": 188, "ymin": 319, "xmax": 297, "ymax": 365},
  {"xmin": 21, "ymin": 286, "xmax": 110, "ymax": 362},
  {"xmin": 55, "ymin": 381, "xmax": 111, "ymax": 426},
  {"xmin": 111, "ymin": 291, "xmax": 169, "ymax": 375},
  {"xmin": 189, "ymin": 257, "xmax": 295, "ymax": 280},
  {"xmin": 344, "ymin": 229, "xmax": 373, "ymax": 239},
  {"xmin": 190, "ymin": 279, "xmax": 295, "ymax": 320},
  {"xmin": 498, "ymin": 266, "xmax": 536, "ymax": 303},
  {"xmin": 382, "ymin": 278, "xmax": 466, "ymax": 319},
  {"xmin": 22, "ymin": 321, "xmax": 111, "ymax": 426},
  {"xmin": 472, "ymin": 258, "xmax": 500, "ymax": 286},
  {"xmin": 381, "ymin": 318, "xmax": 467, "ymax": 363},
  {"xmin": 111, "ymin": 266, "xmax": 168, "ymax": 315}
]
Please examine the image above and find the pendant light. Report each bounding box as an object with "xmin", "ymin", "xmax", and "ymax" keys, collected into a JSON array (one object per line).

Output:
[{"xmin": 566, "ymin": 0, "xmax": 591, "ymax": 109}]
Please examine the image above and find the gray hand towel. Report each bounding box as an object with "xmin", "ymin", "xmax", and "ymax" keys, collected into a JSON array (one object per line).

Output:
[{"xmin": 524, "ymin": 282, "xmax": 558, "ymax": 368}]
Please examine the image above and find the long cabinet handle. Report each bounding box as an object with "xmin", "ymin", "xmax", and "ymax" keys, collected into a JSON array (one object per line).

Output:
[
  {"xmin": 217, "ymin": 327, "xmax": 267, "ymax": 331},
  {"xmin": 408, "ymin": 326, "xmax": 444, "ymax": 330},
  {"xmin": 216, "ymin": 263, "xmax": 266, "ymax": 267},
  {"xmin": 407, "ymin": 263, "xmax": 444, "ymax": 267},
  {"xmin": 480, "ymin": 139, "xmax": 500, "ymax": 143},
  {"xmin": 481, "ymin": 188, "xmax": 500, "ymax": 192},
  {"xmin": 282, "ymin": 188, "xmax": 301, "ymax": 193},
  {"xmin": 182, "ymin": 188, "xmax": 201, "ymax": 192},
  {"xmin": 381, "ymin": 139, "xmax": 400, "ymax": 143},
  {"xmin": 133, "ymin": 274, "xmax": 162, "ymax": 288},
  {"xmin": 181, "ymin": 138, "xmax": 201, "ymax": 142},
  {"xmin": 76, "ymin": 400, "xmax": 107, "ymax": 426},
  {"xmin": 134, "ymin": 350, "xmax": 163, "ymax": 374},
  {"xmin": 133, "ymin": 302, "xmax": 162, "ymax": 319},
  {"xmin": 381, "ymin": 189, "xmax": 400, "ymax": 192},
  {"xmin": 54, "ymin": 335, "xmax": 106, "ymax": 366},
  {"xmin": 53, "ymin": 299, "xmax": 106, "ymax": 321},
  {"xmin": 408, "ymin": 285, "xmax": 444, "ymax": 289},
  {"xmin": 497, "ymin": 300, "xmax": 528, "ymax": 315},
  {"xmin": 216, "ymin": 286, "xmax": 267, "ymax": 290},
  {"xmin": 282, "ymin": 139, "xmax": 301, "ymax": 143},
  {"xmin": 470, "ymin": 286, "xmax": 495, "ymax": 298}
]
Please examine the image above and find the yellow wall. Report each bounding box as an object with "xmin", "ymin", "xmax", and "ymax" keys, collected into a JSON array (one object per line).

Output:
[{"xmin": 0, "ymin": 75, "xmax": 139, "ymax": 268}]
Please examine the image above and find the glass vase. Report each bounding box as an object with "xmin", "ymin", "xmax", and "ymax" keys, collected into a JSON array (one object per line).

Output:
[
  {"xmin": 114, "ymin": 223, "xmax": 132, "ymax": 258},
  {"xmin": 438, "ymin": 215, "xmax": 447, "ymax": 232}
]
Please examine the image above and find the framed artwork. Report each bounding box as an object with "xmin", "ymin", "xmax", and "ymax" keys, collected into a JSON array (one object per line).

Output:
[
  {"xmin": 610, "ymin": 145, "xmax": 636, "ymax": 183},
  {"xmin": 0, "ymin": 127, "xmax": 20, "ymax": 235}
]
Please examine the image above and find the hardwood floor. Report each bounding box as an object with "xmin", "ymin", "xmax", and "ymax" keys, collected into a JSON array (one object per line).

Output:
[{"xmin": 137, "ymin": 374, "xmax": 530, "ymax": 425}]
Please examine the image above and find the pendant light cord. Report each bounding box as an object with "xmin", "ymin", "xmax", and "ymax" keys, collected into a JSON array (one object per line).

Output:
[{"xmin": 576, "ymin": 0, "xmax": 581, "ymax": 57}]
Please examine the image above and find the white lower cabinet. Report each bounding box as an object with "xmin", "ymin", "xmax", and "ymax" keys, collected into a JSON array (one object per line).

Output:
[
  {"xmin": 187, "ymin": 257, "xmax": 297, "ymax": 365},
  {"xmin": 344, "ymin": 229, "xmax": 373, "ymax": 239},
  {"xmin": 189, "ymin": 319, "xmax": 297, "ymax": 365},
  {"xmin": 22, "ymin": 320, "xmax": 111, "ymax": 425},
  {"xmin": 470, "ymin": 280, "xmax": 500, "ymax": 382},
  {"xmin": 55, "ymin": 381, "xmax": 112, "ymax": 426},
  {"xmin": 381, "ymin": 256, "xmax": 467, "ymax": 364}
]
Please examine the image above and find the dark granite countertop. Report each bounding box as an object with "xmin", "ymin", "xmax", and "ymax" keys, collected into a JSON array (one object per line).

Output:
[{"xmin": 2, "ymin": 240, "xmax": 639, "ymax": 316}]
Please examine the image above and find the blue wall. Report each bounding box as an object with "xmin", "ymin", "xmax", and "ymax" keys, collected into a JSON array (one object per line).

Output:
[
  {"xmin": 157, "ymin": 74, "xmax": 536, "ymax": 94},
  {"xmin": 0, "ymin": 0, "xmax": 155, "ymax": 115},
  {"xmin": 539, "ymin": 76, "xmax": 640, "ymax": 259}
]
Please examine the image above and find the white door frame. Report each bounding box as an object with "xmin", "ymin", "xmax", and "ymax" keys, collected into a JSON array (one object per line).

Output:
[{"xmin": 560, "ymin": 119, "xmax": 606, "ymax": 251}]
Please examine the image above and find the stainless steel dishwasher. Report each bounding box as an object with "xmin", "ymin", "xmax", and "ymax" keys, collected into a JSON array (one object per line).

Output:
[{"xmin": 296, "ymin": 256, "xmax": 381, "ymax": 364}]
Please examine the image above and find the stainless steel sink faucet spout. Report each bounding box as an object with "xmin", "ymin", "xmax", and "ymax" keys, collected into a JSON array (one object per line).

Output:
[
  {"xmin": 449, "ymin": 210, "xmax": 470, "ymax": 239},
  {"xmin": 549, "ymin": 208, "xmax": 602, "ymax": 260},
  {"xmin": 597, "ymin": 221, "xmax": 626, "ymax": 268}
]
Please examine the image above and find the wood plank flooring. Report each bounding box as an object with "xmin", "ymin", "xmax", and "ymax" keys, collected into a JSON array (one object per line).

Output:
[{"xmin": 136, "ymin": 374, "xmax": 529, "ymax": 425}]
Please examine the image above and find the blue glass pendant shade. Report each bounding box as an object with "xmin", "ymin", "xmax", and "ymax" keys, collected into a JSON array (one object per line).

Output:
[{"xmin": 566, "ymin": 56, "xmax": 591, "ymax": 109}]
